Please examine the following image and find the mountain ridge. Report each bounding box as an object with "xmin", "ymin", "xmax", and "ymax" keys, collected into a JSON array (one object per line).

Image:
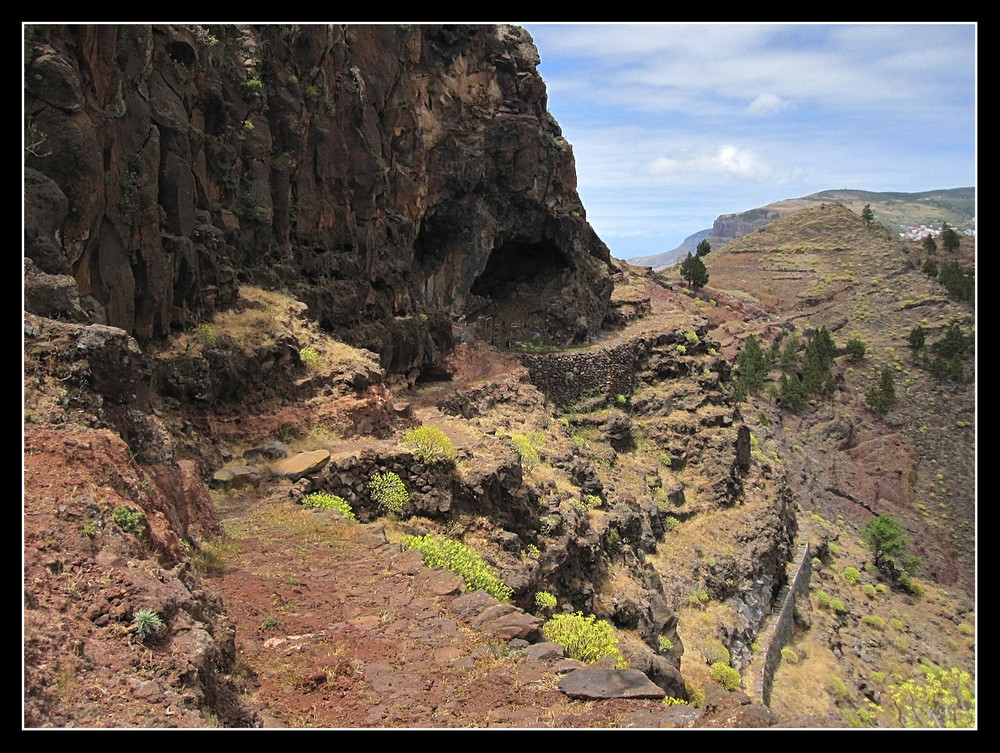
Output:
[{"xmin": 628, "ymin": 187, "xmax": 975, "ymax": 270}]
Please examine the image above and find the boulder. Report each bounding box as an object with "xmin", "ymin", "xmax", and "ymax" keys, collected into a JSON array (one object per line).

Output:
[
  {"xmin": 558, "ymin": 668, "xmax": 666, "ymax": 700},
  {"xmin": 272, "ymin": 450, "xmax": 331, "ymax": 481}
]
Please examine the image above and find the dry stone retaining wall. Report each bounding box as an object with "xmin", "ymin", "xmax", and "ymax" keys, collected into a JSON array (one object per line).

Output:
[
  {"xmin": 517, "ymin": 341, "xmax": 648, "ymax": 407},
  {"xmin": 751, "ymin": 540, "xmax": 812, "ymax": 706}
]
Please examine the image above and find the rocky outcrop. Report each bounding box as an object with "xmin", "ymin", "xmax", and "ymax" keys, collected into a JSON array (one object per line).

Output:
[
  {"xmin": 24, "ymin": 24, "xmax": 615, "ymax": 375},
  {"xmin": 708, "ymin": 207, "xmax": 783, "ymax": 250}
]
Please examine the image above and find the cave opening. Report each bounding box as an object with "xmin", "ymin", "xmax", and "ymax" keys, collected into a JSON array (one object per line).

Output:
[
  {"xmin": 466, "ymin": 239, "xmax": 570, "ymax": 342},
  {"xmin": 470, "ymin": 239, "xmax": 569, "ymax": 301}
]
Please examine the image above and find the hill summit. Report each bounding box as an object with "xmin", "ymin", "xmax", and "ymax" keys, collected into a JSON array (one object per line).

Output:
[{"xmin": 628, "ymin": 187, "xmax": 975, "ymax": 270}]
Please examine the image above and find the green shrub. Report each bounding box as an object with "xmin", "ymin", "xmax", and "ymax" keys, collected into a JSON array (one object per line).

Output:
[
  {"xmin": 603, "ymin": 527, "xmax": 622, "ymax": 558},
  {"xmin": 862, "ymin": 584, "xmax": 877, "ymax": 598},
  {"xmin": 368, "ymin": 471, "xmax": 409, "ymax": 514},
  {"xmin": 781, "ymin": 646, "xmax": 800, "ymax": 664},
  {"xmin": 699, "ymin": 638, "xmax": 730, "ymax": 666},
  {"xmin": 133, "ymin": 608, "xmax": 163, "ymax": 640},
  {"xmin": 403, "ymin": 534, "xmax": 511, "ymax": 601},
  {"xmin": 843, "ymin": 566, "xmax": 861, "ymax": 585},
  {"xmin": 534, "ymin": 591, "xmax": 557, "ymax": 611},
  {"xmin": 299, "ymin": 346, "xmax": 320, "ymax": 366},
  {"xmin": 688, "ymin": 590, "xmax": 710, "ymax": 609},
  {"xmin": 585, "ymin": 494, "xmax": 603, "ymax": 509},
  {"xmin": 82, "ymin": 523, "xmax": 96, "ymax": 538},
  {"xmin": 111, "ymin": 505, "xmax": 144, "ymax": 536},
  {"xmin": 862, "ymin": 614, "xmax": 885, "ymax": 630},
  {"xmin": 509, "ymin": 434, "xmax": 540, "ymax": 472},
  {"xmin": 709, "ymin": 662, "xmax": 741, "ymax": 691},
  {"xmin": 659, "ymin": 453, "xmax": 672, "ymax": 468},
  {"xmin": 301, "ymin": 492, "xmax": 355, "ymax": 520},
  {"xmin": 831, "ymin": 598, "xmax": 846, "ymax": 613},
  {"xmin": 543, "ymin": 612, "xmax": 625, "ymax": 667},
  {"xmin": 662, "ymin": 696, "xmax": 688, "ymax": 706},
  {"xmin": 539, "ymin": 516, "xmax": 559, "ymax": 535},
  {"xmin": 658, "ymin": 636, "xmax": 674, "ymax": 653},
  {"xmin": 687, "ymin": 684, "xmax": 706, "ymax": 708},
  {"xmin": 886, "ymin": 667, "xmax": 975, "ymax": 728},
  {"xmin": 403, "ymin": 425, "xmax": 456, "ymax": 464},
  {"xmin": 241, "ymin": 76, "xmax": 263, "ymax": 98},
  {"xmin": 191, "ymin": 323, "xmax": 216, "ymax": 346},
  {"xmin": 825, "ymin": 675, "xmax": 851, "ymax": 702},
  {"xmin": 260, "ymin": 616, "xmax": 278, "ymax": 631},
  {"xmin": 816, "ymin": 591, "xmax": 832, "ymax": 608},
  {"xmin": 664, "ymin": 516, "xmax": 681, "ymax": 532}
]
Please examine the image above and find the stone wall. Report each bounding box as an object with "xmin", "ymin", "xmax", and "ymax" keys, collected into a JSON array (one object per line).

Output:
[
  {"xmin": 516, "ymin": 328, "xmax": 710, "ymax": 407},
  {"xmin": 517, "ymin": 341, "xmax": 647, "ymax": 407},
  {"xmin": 751, "ymin": 540, "xmax": 812, "ymax": 706}
]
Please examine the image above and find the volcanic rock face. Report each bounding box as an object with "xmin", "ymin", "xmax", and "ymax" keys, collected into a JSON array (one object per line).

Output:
[{"xmin": 24, "ymin": 24, "xmax": 615, "ymax": 373}]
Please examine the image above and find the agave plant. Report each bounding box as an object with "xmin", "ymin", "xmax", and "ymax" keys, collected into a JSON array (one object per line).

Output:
[{"xmin": 133, "ymin": 608, "xmax": 163, "ymax": 639}]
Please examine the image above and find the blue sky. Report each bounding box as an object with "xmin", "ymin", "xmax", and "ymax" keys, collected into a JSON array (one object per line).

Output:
[{"xmin": 521, "ymin": 23, "xmax": 977, "ymax": 261}]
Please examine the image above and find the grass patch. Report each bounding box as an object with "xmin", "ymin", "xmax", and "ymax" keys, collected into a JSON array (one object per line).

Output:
[{"xmin": 403, "ymin": 534, "xmax": 512, "ymax": 601}]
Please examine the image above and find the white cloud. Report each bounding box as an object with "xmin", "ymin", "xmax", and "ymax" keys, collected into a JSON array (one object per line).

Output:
[
  {"xmin": 746, "ymin": 92, "xmax": 789, "ymax": 115},
  {"xmin": 649, "ymin": 145, "xmax": 773, "ymax": 181}
]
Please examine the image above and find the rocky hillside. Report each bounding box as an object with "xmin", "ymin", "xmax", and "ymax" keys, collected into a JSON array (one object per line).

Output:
[
  {"xmin": 24, "ymin": 24, "xmax": 615, "ymax": 375},
  {"xmin": 23, "ymin": 24, "xmax": 974, "ymax": 729}
]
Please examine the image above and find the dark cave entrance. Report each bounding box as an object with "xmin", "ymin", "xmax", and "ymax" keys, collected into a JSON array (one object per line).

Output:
[{"xmin": 466, "ymin": 239, "xmax": 571, "ymax": 345}]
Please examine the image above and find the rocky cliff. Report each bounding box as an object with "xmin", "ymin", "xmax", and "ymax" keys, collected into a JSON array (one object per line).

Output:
[{"xmin": 24, "ymin": 24, "xmax": 615, "ymax": 374}]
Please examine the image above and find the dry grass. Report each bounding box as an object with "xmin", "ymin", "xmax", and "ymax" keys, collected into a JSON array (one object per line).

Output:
[
  {"xmin": 768, "ymin": 636, "xmax": 846, "ymax": 720},
  {"xmin": 150, "ymin": 286, "xmax": 381, "ymax": 378}
]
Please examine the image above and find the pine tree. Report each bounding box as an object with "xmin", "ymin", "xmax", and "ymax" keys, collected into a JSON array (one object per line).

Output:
[
  {"xmin": 941, "ymin": 222, "xmax": 961, "ymax": 253},
  {"xmin": 680, "ymin": 252, "xmax": 709, "ymax": 290},
  {"xmin": 865, "ymin": 367, "xmax": 896, "ymax": 417},
  {"xmin": 735, "ymin": 334, "xmax": 769, "ymax": 392},
  {"xmin": 861, "ymin": 204, "xmax": 875, "ymax": 228}
]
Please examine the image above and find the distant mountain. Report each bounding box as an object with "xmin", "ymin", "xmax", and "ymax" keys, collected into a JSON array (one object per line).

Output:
[
  {"xmin": 627, "ymin": 187, "xmax": 975, "ymax": 270},
  {"xmin": 629, "ymin": 228, "xmax": 711, "ymax": 269}
]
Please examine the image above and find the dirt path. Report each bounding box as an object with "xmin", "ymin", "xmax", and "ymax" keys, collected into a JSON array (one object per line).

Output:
[{"xmin": 206, "ymin": 489, "xmax": 678, "ymax": 728}]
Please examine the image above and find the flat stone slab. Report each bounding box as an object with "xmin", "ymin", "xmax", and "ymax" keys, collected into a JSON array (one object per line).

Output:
[
  {"xmin": 272, "ymin": 449, "xmax": 331, "ymax": 481},
  {"xmin": 210, "ymin": 465, "xmax": 261, "ymax": 489},
  {"xmin": 484, "ymin": 611, "xmax": 543, "ymax": 642},
  {"xmin": 558, "ymin": 668, "xmax": 666, "ymax": 700},
  {"xmin": 522, "ymin": 641, "xmax": 566, "ymax": 662}
]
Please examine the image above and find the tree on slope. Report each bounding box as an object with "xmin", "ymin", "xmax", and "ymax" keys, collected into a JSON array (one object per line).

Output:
[
  {"xmin": 941, "ymin": 222, "xmax": 961, "ymax": 253},
  {"xmin": 862, "ymin": 514, "xmax": 908, "ymax": 572},
  {"xmin": 861, "ymin": 204, "xmax": 875, "ymax": 228},
  {"xmin": 680, "ymin": 252, "xmax": 709, "ymax": 291}
]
